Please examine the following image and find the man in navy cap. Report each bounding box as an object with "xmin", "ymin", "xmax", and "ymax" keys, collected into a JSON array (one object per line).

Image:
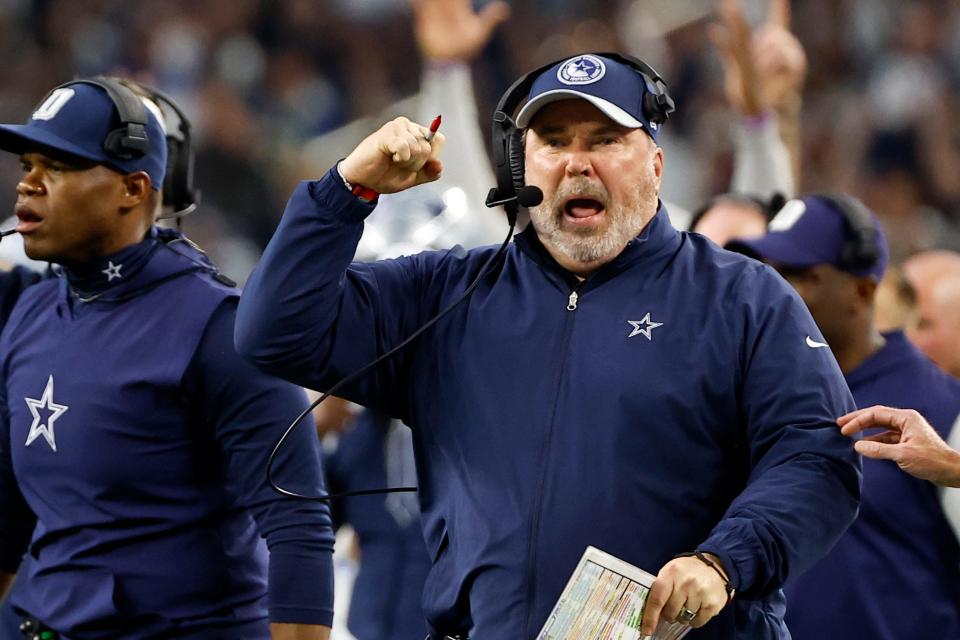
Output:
[
  {"xmin": 728, "ymin": 195, "xmax": 960, "ymax": 639},
  {"xmin": 236, "ymin": 54, "xmax": 861, "ymax": 639},
  {"xmin": 0, "ymin": 78, "xmax": 335, "ymax": 639}
]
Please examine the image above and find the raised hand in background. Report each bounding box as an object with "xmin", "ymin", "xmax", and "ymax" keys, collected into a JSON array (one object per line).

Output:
[
  {"xmin": 710, "ymin": 0, "xmax": 806, "ymax": 117},
  {"xmin": 411, "ymin": 0, "xmax": 511, "ymax": 63}
]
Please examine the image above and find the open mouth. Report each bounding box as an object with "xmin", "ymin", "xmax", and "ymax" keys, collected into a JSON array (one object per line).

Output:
[
  {"xmin": 15, "ymin": 206, "xmax": 44, "ymax": 233},
  {"xmin": 564, "ymin": 198, "xmax": 605, "ymax": 223}
]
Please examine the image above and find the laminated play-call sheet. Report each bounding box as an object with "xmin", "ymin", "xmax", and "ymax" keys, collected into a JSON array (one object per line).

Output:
[{"xmin": 537, "ymin": 546, "xmax": 691, "ymax": 640}]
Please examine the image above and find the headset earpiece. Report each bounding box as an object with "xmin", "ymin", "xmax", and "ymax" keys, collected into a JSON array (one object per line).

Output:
[
  {"xmin": 142, "ymin": 86, "xmax": 199, "ymax": 219},
  {"xmin": 634, "ymin": 65, "xmax": 675, "ymax": 127},
  {"xmin": 162, "ymin": 135, "xmax": 191, "ymax": 215},
  {"xmin": 821, "ymin": 193, "xmax": 880, "ymax": 271},
  {"xmin": 643, "ymin": 88, "xmax": 675, "ymax": 126},
  {"xmin": 507, "ymin": 127, "xmax": 526, "ymax": 195},
  {"xmin": 102, "ymin": 124, "xmax": 149, "ymax": 159},
  {"xmin": 63, "ymin": 77, "xmax": 152, "ymax": 160},
  {"xmin": 487, "ymin": 107, "xmax": 527, "ymax": 226}
]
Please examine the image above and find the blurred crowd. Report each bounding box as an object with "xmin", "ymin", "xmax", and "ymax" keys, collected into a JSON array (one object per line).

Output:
[{"xmin": 2, "ymin": 0, "xmax": 960, "ymax": 280}]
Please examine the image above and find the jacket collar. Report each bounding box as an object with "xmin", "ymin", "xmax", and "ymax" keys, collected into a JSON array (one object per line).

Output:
[
  {"xmin": 514, "ymin": 202, "xmax": 682, "ymax": 289},
  {"xmin": 58, "ymin": 227, "xmax": 225, "ymax": 305},
  {"xmin": 61, "ymin": 227, "xmax": 160, "ymax": 297}
]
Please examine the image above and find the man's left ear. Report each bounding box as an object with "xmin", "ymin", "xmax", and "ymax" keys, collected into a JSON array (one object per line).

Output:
[
  {"xmin": 120, "ymin": 172, "xmax": 152, "ymax": 208},
  {"xmin": 653, "ymin": 145, "xmax": 664, "ymax": 179}
]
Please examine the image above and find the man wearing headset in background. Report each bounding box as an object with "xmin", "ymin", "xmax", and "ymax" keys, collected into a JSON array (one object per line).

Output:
[
  {"xmin": 0, "ymin": 78, "xmax": 334, "ymax": 640},
  {"xmin": 727, "ymin": 196, "xmax": 960, "ymax": 639},
  {"xmin": 236, "ymin": 53, "xmax": 860, "ymax": 639}
]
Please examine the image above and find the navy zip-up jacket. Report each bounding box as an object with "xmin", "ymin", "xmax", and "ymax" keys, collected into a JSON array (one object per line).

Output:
[
  {"xmin": 0, "ymin": 230, "xmax": 334, "ymax": 638},
  {"xmin": 235, "ymin": 168, "xmax": 862, "ymax": 639}
]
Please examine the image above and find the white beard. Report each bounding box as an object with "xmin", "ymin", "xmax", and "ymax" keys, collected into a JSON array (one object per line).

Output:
[{"xmin": 529, "ymin": 175, "xmax": 657, "ymax": 266}]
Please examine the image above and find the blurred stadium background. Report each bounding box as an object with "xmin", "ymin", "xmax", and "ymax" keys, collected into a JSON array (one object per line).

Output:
[{"xmin": 1, "ymin": 0, "xmax": 958, "ymax": 284}]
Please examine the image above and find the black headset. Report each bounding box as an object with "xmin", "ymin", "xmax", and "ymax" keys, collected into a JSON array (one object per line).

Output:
[
  {"xmin": 46, "ymin": 76, "xmax": 199, "ymax": 218},
  {"xmin": 815, "ymin": 193, "xmax": 881, "ymax": 272},
  {"xmin": 147, "ymin": 85, "xmax": 200, "ymax": 219},
  {"xmin": 48, "ymin": 77, "xmax": 151, "ymax": 160},
  {"xmin": 484, "ymin": 52, "xmax": 676, "ymax": 226}
]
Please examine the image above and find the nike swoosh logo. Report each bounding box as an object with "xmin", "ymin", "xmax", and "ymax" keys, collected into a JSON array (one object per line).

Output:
[{"xmin": 806, "ymin": 336, "xmax": 829, "ymax": 349}]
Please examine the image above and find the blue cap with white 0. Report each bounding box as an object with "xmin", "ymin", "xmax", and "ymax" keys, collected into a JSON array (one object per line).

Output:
[
  {"xmin": 726, "ymin": 195, "xmax": 889, "ymax": 281},
  {"xmin": 515, "ymin": 53, "xmax": 668, "ymax": 143},
  {"xmin": 0, "ymin": 80, "xmax": 167, "ymax": 190}
]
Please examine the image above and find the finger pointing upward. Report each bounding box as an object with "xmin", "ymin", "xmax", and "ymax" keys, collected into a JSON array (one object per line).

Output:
[{"xmin": 768, "ymin": 0, "xmax": 790, "ymax": 29}]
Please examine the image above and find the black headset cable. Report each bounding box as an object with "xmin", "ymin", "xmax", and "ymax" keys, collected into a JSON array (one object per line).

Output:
[{"xmin": 267, "ymin": 221, "xmax": 516, "ymax": 501}]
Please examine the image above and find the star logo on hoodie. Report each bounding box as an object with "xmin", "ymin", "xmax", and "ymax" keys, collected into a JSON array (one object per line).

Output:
[
  {"xmin": 24, "ymin": 375, "xmax": 69, "ymax": 452},
  {"xmin": 101, "ymin": 261, "xmax": 123, "ymax": 282},
  {"xmin": 627, "ymin": 313, "xmax": 663, "ymax": 340}
]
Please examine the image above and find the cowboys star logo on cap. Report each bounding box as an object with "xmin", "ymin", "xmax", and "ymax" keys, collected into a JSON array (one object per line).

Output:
[
  {"xmin": 514, "ymin": 52, "xmax": 664, "ymax": 141},
  {"xmin": 557, "ymin": 54, "xmax": 606, "ymax": 85}
]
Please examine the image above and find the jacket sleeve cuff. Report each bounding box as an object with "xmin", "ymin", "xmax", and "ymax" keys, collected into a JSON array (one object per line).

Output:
[
  {"xmin": 696, "ymin": 542, "xmax": 740, "ymax": 592},
  {"xmin": 304, "ymin": 165, "xmax": 378, "ymax": 226},
  {"xmin": 267, "ymin": 551, "xmax": 335, "ymax": 626},
  {"xmin": 698, "ymin": 519, "xmax": 764, "ymax": 593}
]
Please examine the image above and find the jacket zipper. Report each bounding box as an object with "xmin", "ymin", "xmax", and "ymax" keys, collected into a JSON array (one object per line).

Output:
[
  {"xmin": 566, "ymin": 277, "xmax": 586, "ymax": 311},
  {"xmin": 523, "ymin": 283, "xmax": 582, "ymax": 636}
]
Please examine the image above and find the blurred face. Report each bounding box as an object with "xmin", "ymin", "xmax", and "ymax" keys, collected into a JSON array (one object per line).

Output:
[
  {"xmin": 524, "ymin": 100, "xmax": 663, "ymax": 277},
  {"xmin": 776, "ymin": 264, "xmax": 863, "ymax": 347},
  {"xmin": 874, "ymin": 268, "xmax": 916, "ymax": 333},
  {"xmin": 909, "ymin": 279, "xmax": 960, "ymax": 377},
  {"xmin": 16, "ymin": 152, "xmax": 131, "ymax": 264},
  {"xmin": 693, "ymin": 201, "xmax": 768, "ymax": 246}
]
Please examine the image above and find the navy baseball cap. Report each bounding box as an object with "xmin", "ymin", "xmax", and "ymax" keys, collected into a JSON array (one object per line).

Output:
[
  {"xmin": 515, "ymin": 54, "xmax": 664, "ymax": 143},
  {"xmin": 0, "ymin": 81, "xmax": 167, "ymax": 190},
  {"xmin": 726, "ymin": 195, "xmax": 889, "ymax": 280}
]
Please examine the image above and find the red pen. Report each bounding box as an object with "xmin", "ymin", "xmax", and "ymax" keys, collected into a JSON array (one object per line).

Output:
[{"xmin": 425, "ymin": 114, "xmax": 442, "ymax": 142}]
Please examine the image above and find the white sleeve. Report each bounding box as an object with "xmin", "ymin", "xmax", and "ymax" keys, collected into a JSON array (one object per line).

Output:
[
  {"xmin": 418, "ymin": 61, "xmax": 508, "ymax": 248},
  {"xmin": 730, "ymin": 112, "xmax": 795, "ymax": 200},
  {"xmin": 939, "ymin": 411, "xmax": 960, "ymax": 541}
]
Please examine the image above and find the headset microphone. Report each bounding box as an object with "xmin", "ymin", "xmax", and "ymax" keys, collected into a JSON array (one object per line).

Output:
[
  {"xmin": 0, "ymin": 229, "xmax": 18, "ymax": 240},
  {"xmin": 516, "ymin": 186, "xmax": 543, "ymax": 208},
  {"xmin": 484, "ymin": 185, "xmax": 543, "ymax": 211}
]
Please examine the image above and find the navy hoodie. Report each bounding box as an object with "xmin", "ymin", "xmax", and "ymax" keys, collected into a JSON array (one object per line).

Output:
[
  {"xmin": 236, "ymin": 168, "xmax": 862, "ymax": 639},
  {"xmin": 0, "ymin": 230, "xmax": 334, "ymax": 639}
]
